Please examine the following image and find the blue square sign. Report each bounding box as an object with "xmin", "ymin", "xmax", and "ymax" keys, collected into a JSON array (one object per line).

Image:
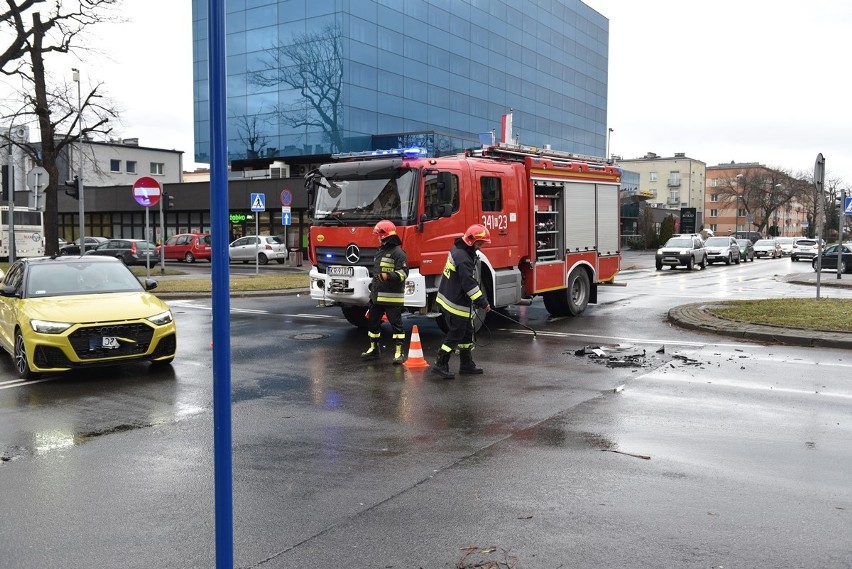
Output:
[
  {"xmin": 845, "ymin": 196, "xmax": 852, "ymax": 216},
  {"xmin": 251, "ymin": 193, "xmax": 266, "ymax": 212}
]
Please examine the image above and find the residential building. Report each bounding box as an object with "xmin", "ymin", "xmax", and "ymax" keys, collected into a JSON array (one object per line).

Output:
[
  {"xmin": 65, "ymin": 139, "xmax": 183, "ymax": 187},
  {"xmin": 706, "ymin": 162, "xmax": 806, "ymax": 237},
  {"xmin": 617, "ymin": 152, "xmax": 706, "ymax": 230}
]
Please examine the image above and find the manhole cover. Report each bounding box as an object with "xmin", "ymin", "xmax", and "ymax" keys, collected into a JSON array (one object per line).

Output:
[{"xmin": 291, "ymin": 333, "xmax": 328, "ymax": 340}]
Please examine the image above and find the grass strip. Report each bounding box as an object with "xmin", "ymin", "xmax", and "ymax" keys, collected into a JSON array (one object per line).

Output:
[{"xmin": 706, "ymin": 298, "xmax": 852, "ymax": 333}]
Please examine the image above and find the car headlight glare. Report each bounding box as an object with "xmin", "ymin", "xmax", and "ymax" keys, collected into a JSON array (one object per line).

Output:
[
  {"xmin": 656, "ymin": 249, "xmax": 663, "ymax": 255},
  {"xmin": 147, "ymin": 310, "xmax": 174, "ymax": 326},
  {"xmin": 30, "ymin": 319, "xmax": 72, "ymax": 334}
]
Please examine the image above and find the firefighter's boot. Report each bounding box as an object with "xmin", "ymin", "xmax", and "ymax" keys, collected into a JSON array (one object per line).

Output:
[
  {"xmin": 361, "ymin": 342, "xmax": 381, "ymax": 361},
  {"xmin": 392, "ymin": 342, "xmax": 405, "ymax": 365},
  {"xmin": 459, "ymin": 348, "xmax": 483, "ymax": 375},
  {"xmin": 431, "ymin": 349, "xmax": 455, "ymax": 379}
]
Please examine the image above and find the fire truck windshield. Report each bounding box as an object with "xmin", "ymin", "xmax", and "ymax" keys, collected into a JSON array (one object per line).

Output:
[{"xmin": 313, "ymin": 169, "xmax": 417, "ymax": 226}]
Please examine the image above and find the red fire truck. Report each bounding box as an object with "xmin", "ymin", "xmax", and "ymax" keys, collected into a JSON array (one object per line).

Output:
[{"xmin": 305, "ymin": 143, "xmax": 621, "ymax": 330}]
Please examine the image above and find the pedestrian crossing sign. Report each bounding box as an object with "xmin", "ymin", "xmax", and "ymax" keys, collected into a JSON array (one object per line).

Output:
[
  {"xmin": 251, "ymin": 193, "xmax": 266, "ymax": 212},
  {"xmin": 844, "ymin": 196, "xmax": 852, "ymax": 215}
]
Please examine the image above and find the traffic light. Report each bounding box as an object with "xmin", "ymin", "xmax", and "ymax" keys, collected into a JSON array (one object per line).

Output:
[
  {"xmin": 64, "ymin": 176, "xmax": 80, "ymax": 199},
  {"xmin": 163, "ymin": 192, "xmax": 175, "ymax": 210},
  {"xmin": 1, "ymin": 165, "xmax": 8, "ymax": 201}
]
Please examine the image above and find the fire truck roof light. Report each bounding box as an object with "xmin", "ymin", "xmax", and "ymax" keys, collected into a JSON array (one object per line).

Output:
[{"xmin": 332, "ymin": 147, "xmax": 427, "ymax": 160}]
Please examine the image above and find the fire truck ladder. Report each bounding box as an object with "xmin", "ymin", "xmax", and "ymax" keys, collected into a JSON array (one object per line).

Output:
[{"xmin": 471, "ymin": 142, "xmax": 609, "ymax": 167}]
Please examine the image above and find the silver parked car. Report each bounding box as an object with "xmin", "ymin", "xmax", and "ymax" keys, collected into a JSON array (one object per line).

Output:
[
  {"xmin": 228, "ymin": 235, "xmax": 289, "ymax": 265},
  {"xmin": 753, "ymin": 238, "xmax": 782, "ymax": 259},
  {"xmin": 704, "ymin": 236, "xmax": 741, "ymax": 265},
  {"xmin": 776, "ymin": 237, "xmax": 795, "ymax": 256}
]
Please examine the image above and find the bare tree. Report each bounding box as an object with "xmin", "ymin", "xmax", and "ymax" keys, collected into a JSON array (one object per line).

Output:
[
  {"xmin": 250, "ymin": 22, "xmax": 343, "ymax": 153},
  {"xmin": 711, "ymin": 165, "xmax": 799, "ymax": 236},
  {"xmin": 235, "ymin": 113, "xmax": 269, "ymax": 160},
  {"xmin": 1, "ymin": 1, "xmax": 120, "ymax": 255},
  {"xmin": 0, "ymin": 0, "xmax": 44, "ymax": 71}
]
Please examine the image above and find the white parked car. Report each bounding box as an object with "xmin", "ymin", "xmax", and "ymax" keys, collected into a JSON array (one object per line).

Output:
[
  {"xmin": 228, "ymin": 235, "xmax": 289, "ymax": 265},
  {"xmin": 776, "ymin": 237, "xmax": 795, "ymax": 256},
  {"xmin": 791, "ymin": 238, "xmax": 819, "ymax": 262}
]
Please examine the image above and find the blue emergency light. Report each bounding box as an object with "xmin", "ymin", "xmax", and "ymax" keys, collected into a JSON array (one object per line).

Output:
[{"xmin": 332, "ymin": 147, "xmax": 427, "ymax": 160}]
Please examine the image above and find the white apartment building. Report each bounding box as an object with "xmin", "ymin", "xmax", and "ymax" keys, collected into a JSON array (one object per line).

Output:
[
  {"xmin": 68, "ymin": 138, "xmax": 183, "ymax": 187},
  {"xmin": 617, "ymin": 152, "xmax": 707, "ymax": 217}
]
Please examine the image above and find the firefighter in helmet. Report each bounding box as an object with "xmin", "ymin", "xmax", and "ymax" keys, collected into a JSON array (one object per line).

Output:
[
  {"xmin": 431, "ymin": 223, "xmax": 492, "ymax": 379},
  {"xmin": 362, "ymin": 220, "xmax": 410, "ymax": 364}
]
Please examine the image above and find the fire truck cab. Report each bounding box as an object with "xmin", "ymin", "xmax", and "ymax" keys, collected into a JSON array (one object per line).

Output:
[{"xmin": 306, "ymin": 144, "xmax": 621, "ymax": 329}]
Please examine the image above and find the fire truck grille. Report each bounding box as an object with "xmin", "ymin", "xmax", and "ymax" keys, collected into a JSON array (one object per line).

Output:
[{"xmin": 315, "ymin": 246, "xmax": 378, "ymax": 274}]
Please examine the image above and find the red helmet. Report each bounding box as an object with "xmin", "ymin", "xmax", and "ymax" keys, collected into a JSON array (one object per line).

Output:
[
  {"xmin": 462, "ymin": 224, "xmax": 491, "ymax": 246},
  {"xmin": 373, "ymin": 220, "xmax": 397, "ymax": 239}
]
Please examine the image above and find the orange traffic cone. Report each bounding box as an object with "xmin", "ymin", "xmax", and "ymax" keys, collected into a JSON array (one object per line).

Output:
[{"xmin": 403, "ymin": 324, "xmax": 430, "ymax": 369}]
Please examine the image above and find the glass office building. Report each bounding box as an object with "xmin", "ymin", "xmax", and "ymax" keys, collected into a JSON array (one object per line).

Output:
[{"xmin": 192, "ymin": 0, "xmax": 609, "ymax": 165}]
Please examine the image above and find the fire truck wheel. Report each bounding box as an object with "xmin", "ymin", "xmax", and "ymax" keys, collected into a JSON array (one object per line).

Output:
[
  {"xmin": 341, "ymin": 305, "xmax": 369, "ymax": 329},
  {"xmin": 543, "ymin": 267, "xmax": 590, "ymax": 317}
]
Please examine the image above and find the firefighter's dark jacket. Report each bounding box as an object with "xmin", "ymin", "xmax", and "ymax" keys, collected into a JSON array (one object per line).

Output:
[
  {"xmin": 370, "ymin": 235, "xmax": 408, "ymax": 305},
  {"xmin": 436, "ymin": 238, "xmax": 488, "ymax": 318}
]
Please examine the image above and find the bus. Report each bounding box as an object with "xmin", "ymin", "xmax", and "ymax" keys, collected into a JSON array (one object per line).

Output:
[{"xmin": 0, "ymin": 206, "xmax": 45, "ymax": 260}]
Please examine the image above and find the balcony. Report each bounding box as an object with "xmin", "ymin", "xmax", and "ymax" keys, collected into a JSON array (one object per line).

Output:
[
  {"xmin": 667, "ymin": 197, "xmax": 680, "ymax": 206},
  {"xmin": 667, "ymin": 178, "xmax": 681, "ymax": 187}
]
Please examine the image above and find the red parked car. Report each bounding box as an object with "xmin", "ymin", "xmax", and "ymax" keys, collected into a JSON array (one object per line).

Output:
[{"xmin": 162, "ymin": 233, "xmax": 212, "ymax": 263}]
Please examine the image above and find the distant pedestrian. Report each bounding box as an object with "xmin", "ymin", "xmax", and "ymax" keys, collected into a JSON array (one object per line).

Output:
[
  {"xmin": 361, "ymin": 220, "xmax": 409, "ymax": 364},
  {"xmin": 431, "ymin": 224, "xmax": 491, "ymax": 379}
]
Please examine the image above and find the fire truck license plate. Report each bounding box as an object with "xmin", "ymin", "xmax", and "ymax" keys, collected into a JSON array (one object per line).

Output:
[{"xmin": 327, "ymin": 266, "xmax": 354, "ymax": 277}]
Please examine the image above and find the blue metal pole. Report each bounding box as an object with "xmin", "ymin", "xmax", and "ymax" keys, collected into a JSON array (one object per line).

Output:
[{"xmin": 208, "ymin": 0, "xmax": 233, "ymax": 567}]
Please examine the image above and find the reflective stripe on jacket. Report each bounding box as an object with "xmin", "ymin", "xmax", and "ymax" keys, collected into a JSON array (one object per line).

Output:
[
  {"xmin": 436, "ymin": 238, "xmax": 486, "ymax": 318},
  {"xmin": 371, "ymin": 237, "xmax": 409, "ymax": 305}
]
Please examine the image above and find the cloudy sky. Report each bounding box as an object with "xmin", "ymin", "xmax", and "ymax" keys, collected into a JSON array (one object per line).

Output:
[
  {"xmin": 583, "ymin": 0, "xmax": 852, "ymax": 185},
  {"xmin": 14, "ymin": 0, "xmax": 851, "ymax": 186}
]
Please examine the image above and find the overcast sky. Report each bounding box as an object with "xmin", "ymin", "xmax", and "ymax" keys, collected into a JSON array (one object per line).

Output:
[
  {"xmin": 26, "ymin": 0, "xmax": 852, "ymax": 186},
  {"xmin": 583, "ymin": 0, "xmax": 852, "ymax": 186}
]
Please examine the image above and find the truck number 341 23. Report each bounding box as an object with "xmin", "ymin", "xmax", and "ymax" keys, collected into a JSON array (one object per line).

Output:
[{"xmin": 481, "ymin": 214, "xmax": 508, "ymax": 231}]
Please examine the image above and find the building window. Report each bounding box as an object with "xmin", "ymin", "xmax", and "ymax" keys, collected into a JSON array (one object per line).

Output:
[
  {"xmin": 649, "ymin": 172, "xmax": 657, "ymax": 182},
  {"xmin": 480, "ymin": 177, "xmax": 502, "ymax": 211},
  {"xmin": 710, "ymin": 193, "xmax": 718, "ymax": 202},
  {"xmin": 110, "ymin": 159, "xmax": 121, "ymax": 172},
  {"xmin": 669, "ymin": 171, "xmax": 680, "ymax": 186},
  {"xmin": 126, "ymin": 161, "xmax": 137, "ymax": 174},
  {"xmin": 710, "ymin": 209, "xmax": 718, "ymax": 217},
  {"xmin": 710, "ymin": 224, "xmax": 717, "ymax": 232},
  {"xmin": 150, "ymin": 162, "xmax": 164, "ymax": 175}
]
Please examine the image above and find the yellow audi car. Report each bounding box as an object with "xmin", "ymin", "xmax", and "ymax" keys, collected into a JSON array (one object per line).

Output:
[{"xmin": 0, "ymin": 256, "xmax": 176, "ymax": 379}]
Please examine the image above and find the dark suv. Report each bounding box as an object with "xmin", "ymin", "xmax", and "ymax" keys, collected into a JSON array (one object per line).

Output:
[
  {"xmin": 656, "ymin": 235, "xmax": 707, "ymax": 270},
  {"xmin": 86, "ymin": 239, "xmax": 160, "ymax": 265}
]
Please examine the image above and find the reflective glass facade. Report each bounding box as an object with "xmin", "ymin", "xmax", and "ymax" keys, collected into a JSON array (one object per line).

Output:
[{"xmin": 192, "ymin": 0, "xmax": 609, "ymax": 163}]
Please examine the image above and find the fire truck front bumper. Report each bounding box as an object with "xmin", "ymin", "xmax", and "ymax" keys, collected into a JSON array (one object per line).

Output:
[{"xmin": 309, "ymin": 266, "xmax": 427, "ymax": 308}]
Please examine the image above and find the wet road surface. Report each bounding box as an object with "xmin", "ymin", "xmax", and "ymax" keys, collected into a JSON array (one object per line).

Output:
[{"xmin": 0, "ymin": 258, "xmax": 850, "ymax": 568}]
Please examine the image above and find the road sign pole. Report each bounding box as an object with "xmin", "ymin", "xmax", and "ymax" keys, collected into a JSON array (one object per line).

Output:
[
  {"xmin": 255, "ymin": 214, "xmax": 259, "ymax": 275},
  {"xmin": 838, "ymin": 189, "xmax": 845, "ymax": 280},
  {"xmin": 145, "ymin": 206, "xmax": 151, "ymax": 281},
  {"xmin": 814, "ymin": 153, "xmax": 825, "ymax": 298}
]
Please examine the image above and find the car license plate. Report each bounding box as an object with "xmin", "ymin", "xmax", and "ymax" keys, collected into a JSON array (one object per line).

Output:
[
  {"xmin": 90, "ymin": 337, "xmax": 120, "ymax": 350},
  {"xmin": 327, "ymin": 266, "xmax": 354, "ymax": 277}
]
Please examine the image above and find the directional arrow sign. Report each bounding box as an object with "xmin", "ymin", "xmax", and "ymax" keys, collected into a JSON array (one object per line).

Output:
[
  {"xmin": 133, "ymin": 176, "xmax": 161, "ymax": 207},
  {"xmin": 281, "ymin": 206, "xmax": 291, "ymax": 225},
  {"xmin": 251, "ymin": 193, "xmax": 266, "ymax": 212}
]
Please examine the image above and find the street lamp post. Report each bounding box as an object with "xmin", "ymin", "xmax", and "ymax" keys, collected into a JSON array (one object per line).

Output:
[
  {"xmin": 773, "ymin": 184, "xmax": 783, "ymax": 238},
  {"xmin": 735, "ymin": 174, "xmax": 744, "ymax": 235},
  {"xmin": 72, "ymin": 68, "xmax": 84, "ymax": 250}
]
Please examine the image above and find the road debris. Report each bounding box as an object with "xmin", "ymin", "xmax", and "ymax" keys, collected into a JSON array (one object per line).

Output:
[
  {"xmin": 457, "ymin": 546, "xmax": 520, "ymax": 569},
  {"xmin": 602, "ymin": 449, "xmax": 651, "ymax": 460}
]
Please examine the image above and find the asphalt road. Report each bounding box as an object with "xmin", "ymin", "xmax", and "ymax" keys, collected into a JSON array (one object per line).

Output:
[{"xmin": 0, "ymin": 256, "xmax": 850, "ymax": 568}]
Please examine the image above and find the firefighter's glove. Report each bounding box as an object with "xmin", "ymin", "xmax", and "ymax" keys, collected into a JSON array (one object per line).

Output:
[{"xmin": 374, "ymin": 272, "xmax": 389, "ymax": 282}]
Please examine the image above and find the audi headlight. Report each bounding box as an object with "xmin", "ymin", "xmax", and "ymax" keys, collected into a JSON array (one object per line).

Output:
[
  {"xmin": 30, "ymin": 319, "xmax": 72, "ymax": 334},
  {"xmin": 147, "ymin": 310, "xmax": 174, "ymax": 326}
]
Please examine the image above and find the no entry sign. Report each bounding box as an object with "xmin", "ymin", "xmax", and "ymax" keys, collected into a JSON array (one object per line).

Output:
[{"xmin": 133, "ymin": 176, "xmax": 161, "ymax": 207}]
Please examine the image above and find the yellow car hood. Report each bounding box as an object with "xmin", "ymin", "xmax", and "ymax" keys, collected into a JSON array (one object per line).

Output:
[{"xmin": 23, "ymin": 292, "xmax": 170, "ymax": 323}]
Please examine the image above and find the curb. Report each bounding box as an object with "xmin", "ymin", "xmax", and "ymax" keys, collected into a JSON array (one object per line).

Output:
[
  {"xmin": 154, "ymin": 287, "xmax": 310, "ymax": 301},
  {"xmin": 668, "ymin": 302, "xmax": 852, "ymax": 349}
]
